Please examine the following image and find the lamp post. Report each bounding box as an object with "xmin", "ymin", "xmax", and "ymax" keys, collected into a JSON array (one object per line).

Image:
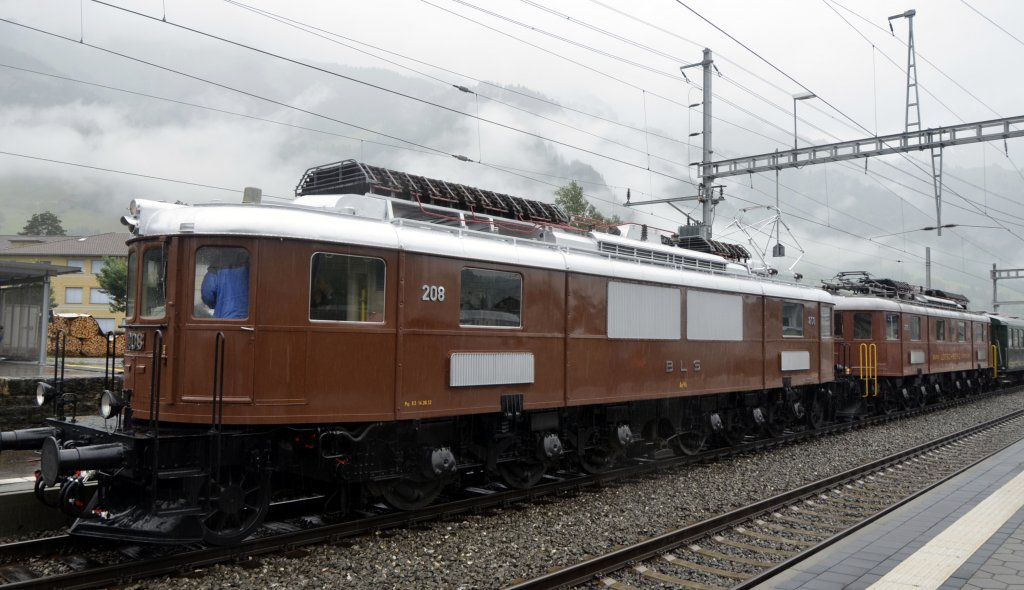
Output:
[{"xmin": 793, "ymin": 91, "xmax": 816, "ymax": 150}]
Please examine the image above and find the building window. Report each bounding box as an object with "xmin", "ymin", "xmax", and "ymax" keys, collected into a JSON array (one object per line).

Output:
[
  {"xmin": 65, "ymin": 287, "xmax": 83, "ymax": 304},
  {"xmin": 909, "ymin": 316, "xmax": 921, "ymax": 341},
  {"xmin": 309, "ymin": 252, "xmax": 385, "ymax": 322},
  {"xmin": 91, "ymin": 259, "xmax": 107, "ymax": 274},
  {"xmin": 820, "ymin": 305, "xmax": 832, "ymax": 339},
  {"xmin": 66, "ymin": 259, "xmax": 85, "ymax": 271},
  {"xmin": 89, "ymin": 288, "xmax": 111, "ymax": 304},
  {"xmin": 782, "ymin": 302, "xmax": 803, "ymax": 337},
  {"xmin": 936, "ymin": 319, "xmax": 946, "ymax": 341},
  {"xmin": 885, "ymin": 314, "xmax": 899, "ymax": 340},
  {"xmin": 854, "ymin": 312, "xmax": 872, "ymax": 339},
  {"xmin": 460, "ymin": 268, "xmax": 522, "ymax": 327}
]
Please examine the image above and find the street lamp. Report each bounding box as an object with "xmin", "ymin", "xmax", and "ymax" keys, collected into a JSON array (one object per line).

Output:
[{"xmin": 793, "ymin": 91, "xmax": 816, "ymax": 150}]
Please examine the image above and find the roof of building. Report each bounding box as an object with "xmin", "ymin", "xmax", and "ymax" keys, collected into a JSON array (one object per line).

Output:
[
  {"xmin": 0, "ymin": 235, "xmax": 78, "ymax": 252},
  {"xmin": 0, "ymin": 260, "xmax": 80, "ymax": 287},
  {"xmin": 0, "ymin": 233, "xmax": 131, "ymax": 257}
]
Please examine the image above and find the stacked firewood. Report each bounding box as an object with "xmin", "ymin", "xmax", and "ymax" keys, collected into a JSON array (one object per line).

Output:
[{"xmin": 47, "ymin": 315, "xmax": 125, "ymax": 357}]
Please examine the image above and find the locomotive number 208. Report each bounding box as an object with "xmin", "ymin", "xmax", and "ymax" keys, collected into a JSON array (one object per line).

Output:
[{"xmin": 421, "ymin": 285, "xmax": 446, "ymax": 302}]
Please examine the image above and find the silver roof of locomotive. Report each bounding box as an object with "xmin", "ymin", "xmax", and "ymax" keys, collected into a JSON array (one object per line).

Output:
[{"xmin": 124, "ymin": 193, "xmax": 833, "ymax": 303}]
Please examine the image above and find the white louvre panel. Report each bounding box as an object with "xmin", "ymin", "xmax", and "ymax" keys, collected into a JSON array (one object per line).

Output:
[
  {"xmin": 687, "ymin": 291, "xmax": 743, "ymax": 341},
  {"xmin": 780, "ymin": 351, "xmax": 810, "ymax": 371},
  {"xmin": 909, "ymin": 350, "xmax": 926, "ymax": 365},
  {"xmin": 608, "ymin": 282, "xmax": 680, "ymax": 340},
  {"xmin": 450, "ymin": 352, "xmax": 535, "ymax": 387},
  {"xmin": 977, "ymin": 348, "xmax": 988, "ymax": 362}
]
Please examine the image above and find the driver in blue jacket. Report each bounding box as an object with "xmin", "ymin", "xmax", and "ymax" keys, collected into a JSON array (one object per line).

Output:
[{"xmin": 201, "ymin": 259, "xmax": 249, "ymax": 319}]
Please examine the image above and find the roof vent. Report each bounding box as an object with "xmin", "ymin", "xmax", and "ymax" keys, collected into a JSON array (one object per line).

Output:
[{"xmin": 243, "ymin": 187, "xmax": 262, "ymax": 204}]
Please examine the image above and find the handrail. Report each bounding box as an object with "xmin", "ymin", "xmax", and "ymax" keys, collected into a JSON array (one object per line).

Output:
[
  {"xmin": 992, "ymin": 343, "xmax": 1000, "ymax": 379},
  {"xmin": 858, "ymin": 343, "xmax": 877, "ymax": 398},
  {"xmin": 149, "ymin": 329, "xmax": 164, "ymax": 508},
  {"xmin": 210, "ymin": 332, "xmax": 226, "ymax": 481}
]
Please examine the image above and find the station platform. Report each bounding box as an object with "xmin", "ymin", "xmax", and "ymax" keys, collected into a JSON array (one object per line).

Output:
[{"xmin": 758, "ymin": 435, "xmax": 1024, "ymax": 589}]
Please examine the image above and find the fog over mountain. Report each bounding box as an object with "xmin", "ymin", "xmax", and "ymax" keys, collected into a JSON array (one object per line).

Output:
[{"xmin": 2, "ymin": 0, "xmax": 1024, "ymax": 309}]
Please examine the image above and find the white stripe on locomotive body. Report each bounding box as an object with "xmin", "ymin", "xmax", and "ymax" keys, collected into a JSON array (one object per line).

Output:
[
  {"xmin": 129, "ymin": 195, "xmax": 834, "ymax": 305},
  {"xmin": 833, "ymin": 295, "xmax": 983, "ymax": 323}
]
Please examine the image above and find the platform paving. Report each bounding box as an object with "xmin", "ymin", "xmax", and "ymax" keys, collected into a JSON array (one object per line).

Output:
[{"xmin": 757, "ymin": 436, "xmax": 1024, "ymax": 590}]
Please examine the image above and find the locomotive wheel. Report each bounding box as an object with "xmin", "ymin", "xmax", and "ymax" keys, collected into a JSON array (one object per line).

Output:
[
  {"xmin": 381, "ymin": 475, "xmax": 444, "ymax": 511},
  {"xmin": 670, "ymin": 427, "xmax": 707, "ymax": 456},
  {"xmin": 716, "ymin": 411, "xmax": 748, "ymax": 447},
  {"xmin": 805, "ymin": 397, "xmax": 825, "ymax": 430},
  {"xmin": 498, "ymin": 459, "xmax": 546, "ymax": 489},
  {"xmin": 202, "ymin": 468, "xmax": 270, "ymax": 546},
  {"xmin": 761, "ymin": 405, "xmax": 787, "ymax": 438},
  {"xmin": 574, "ymin": 427, "xmax": 616, "ymax": 474}
]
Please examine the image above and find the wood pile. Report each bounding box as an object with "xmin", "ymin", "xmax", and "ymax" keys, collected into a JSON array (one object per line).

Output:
[{"xmin": 47, "ymin": 314, "xmax": 125, "ymax": 357}]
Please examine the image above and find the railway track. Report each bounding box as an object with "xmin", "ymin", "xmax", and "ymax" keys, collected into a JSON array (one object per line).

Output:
[
  {"xmin": 0, "ymin": 388, "xmax": 1014, "ymax": 589},
  {"xmin": 505, "ymin": 403, "xmax": 1024, "ymax": 589}
]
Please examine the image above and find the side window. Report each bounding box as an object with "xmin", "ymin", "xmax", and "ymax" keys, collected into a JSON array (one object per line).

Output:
[
  {"xmin": 309, "ymin": 253, "xmax": 385, "ymax": 322},
  {"xmin": 460, "ymin": 268, "xmax": 522, "ymax": 327},
  {"xmin": 140, "ymin": 247, "xmax": 166, "ymax": 318},
  {"xmin": 126, "ymin": 251, "xmax": 137, "ymax": 319},
  {"xmin": 936, "ymin": 319, "xmax": 946, "ymax": 341},
  {"xmin": 885, "ymin": 313, "xmax": 899, "ymax": 340},
  {"xmin": 975, "ymin": 323, "xmax": 985, "ymax": 343},
  {"xmin": 820, "ymin": 305, "xmax": 832, "ymax": 339},
  {"xmin": 834, "ymin": 312, "xmax": 844, "ymax": 338},
  {"xmin": 853, "ymin": 312, "xmax": 872, "ymax": 339},
  {"xmin": 194, "ymin": 247, "xmax": 250, "ymax": 320},
  {"xmin": 782, "ymin": 302, "xmax": 803, "ymax": 337},
  {"xmin": 957, "ymin": 321, "xmax": 966, "ymax": 342},
  {"xmin": 909, "ymin": 316, "xmax": 921, "ymax": 341}
]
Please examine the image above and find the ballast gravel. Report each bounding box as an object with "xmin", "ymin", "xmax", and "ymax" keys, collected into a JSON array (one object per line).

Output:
[{"xmin": 128, "ymin": 390, "xmax": 1024, "ymax": 589}]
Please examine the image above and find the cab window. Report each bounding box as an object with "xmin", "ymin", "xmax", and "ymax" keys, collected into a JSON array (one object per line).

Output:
[
  {"xmin": 782, "ymin": 303, "xmax": 803, "ymax": 337},
  {"xmin": 460, "ymin": 268, "xmax": 522, "ymax": 327},
  {"xmin": 140, "ymin": 247, "xmax": 166, "ymax": 318},
  {"xmin": 309, "ymin": 253, "xmax": 385, "ymax": 322},
  {"xmin": 194, "ymin": 247, "xmax": 250, "ymax": 320},
  {"xmin": 125, "ymin": 251, "xmax": 137, "ymax": 319},
  {"xmin": 909, "ymin": 316, "xmax": 922, "ymax": 341},
  {"xmin": 820, "ymin": 305, "xmax": 832, "ymax": 339},
  {"xmin": 885, "ymin": 314, "xmax": 899, "ymax": 340},
  {"xmin": 853, "ymin": 312, "xmax": 872, "ymax": 339}
]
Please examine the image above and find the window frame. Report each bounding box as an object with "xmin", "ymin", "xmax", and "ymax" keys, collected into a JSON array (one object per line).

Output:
[
  {"xmin": 139, "ymin": 245, "xmax": 167, "ymax": 319},
  {"xmin": 64, "ymin": 287, "xmax": 83, "ymax": 304},
  {"xmin": 820, "ymin": 304, "xmax": 832, "ymax": 340},
  {"xmin": 125, "ymin": 251, "xmax": 137, "ymax": 320},
  {"xmin": 909, "ymin": 316, "xmax": 922, "ymax": 341},
  {"xmin": 308, "ymin": 252, "xmax": 386, "ymax": 324},
  {"xmin": 459, "ymin": 267, "xmax": 523, "ymax": 329},
  {"xmin": 781, "ymin": 302, "xmax": 804, "ymax": 338},
  {"xmin": 853, "ymin": 312, "xmax": 872, "ymax": 340},
  {"xmin": 885, "ymin": 313, "xmax": 899, "ymax": 341}
]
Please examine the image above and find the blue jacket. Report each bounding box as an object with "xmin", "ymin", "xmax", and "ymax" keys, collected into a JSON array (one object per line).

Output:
[{"xmin": 201, "ymin": 265, "xmax": 249, "ymax": 319}]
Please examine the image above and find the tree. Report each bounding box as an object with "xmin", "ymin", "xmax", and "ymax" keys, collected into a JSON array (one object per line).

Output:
[
  {"xmin": 19, "ymin": 211, "xmax": 67, "ymax": 236},
  {"xmin": 96, "ymin": 256, "xmax": 128, "ymax": 313},
  {"xmin": 554, "ymin": 181, "xmax": 621, "ymax": 232}
]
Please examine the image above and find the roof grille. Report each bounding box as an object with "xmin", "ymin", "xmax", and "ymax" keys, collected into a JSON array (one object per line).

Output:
[
  {"xmin": 598, "ymin": 242, "xmax": 727, "ymax": 272},
  {"xmin": 296, "ymin": 160, "xmax": 570, "ymax": 225}
]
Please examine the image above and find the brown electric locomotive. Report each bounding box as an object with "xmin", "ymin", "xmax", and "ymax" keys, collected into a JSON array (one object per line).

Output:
[{"xmin": 0, "ymin": 161, "xmax": 977, "ymax": 545}]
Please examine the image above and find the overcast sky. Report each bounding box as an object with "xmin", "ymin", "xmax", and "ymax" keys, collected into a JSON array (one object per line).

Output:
[{"xmin": 2, "ymin": 0, "xmax": 1023, "ymax": 308}]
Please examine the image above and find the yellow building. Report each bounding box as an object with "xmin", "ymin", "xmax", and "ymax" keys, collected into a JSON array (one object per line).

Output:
[{"xmin": 0, "ymin": 233, "xmax": 131, "ymax": 333}]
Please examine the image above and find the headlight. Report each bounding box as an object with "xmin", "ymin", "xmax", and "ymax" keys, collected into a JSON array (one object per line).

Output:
[
  {"xmin": 36, "ymin": 382, "xmax": 56, "ymax": 407},
  {"xmin": 99, "ymin": 390, "xmax": 124, "ymax": 419}
]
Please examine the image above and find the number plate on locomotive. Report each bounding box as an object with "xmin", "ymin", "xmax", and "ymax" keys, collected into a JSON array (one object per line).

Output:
[{"xmin": 125, "ymin": 331, "xmax": 145, "ymax": 352}]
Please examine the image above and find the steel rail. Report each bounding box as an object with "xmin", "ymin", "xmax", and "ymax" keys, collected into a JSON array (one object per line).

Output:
[{"xmin": 503, "ymin": 404, "xmax": 1024, "ymax": 590}]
